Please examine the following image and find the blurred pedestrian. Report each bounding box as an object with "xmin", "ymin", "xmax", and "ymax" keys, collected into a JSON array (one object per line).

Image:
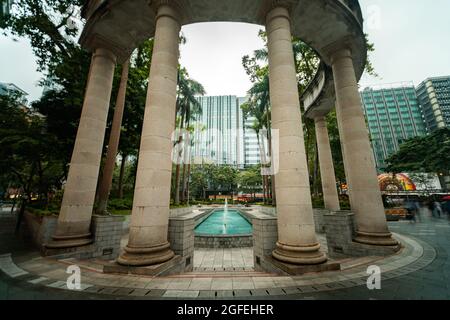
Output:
[
  {"xmin": 414, "ymin": 200, "xmax": 422, "ymax": 222},
  {"xmin": 433, "ymin": 201, "xmax": 443, "ymax": 218},
  {"xmin": 442, "ymin": 199, "xmax": 450, "ymax": 219}
]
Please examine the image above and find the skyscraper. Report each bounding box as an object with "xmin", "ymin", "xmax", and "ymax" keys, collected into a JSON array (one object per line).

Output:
[
  {"xmin": 239, "ymin": 97, "xmax": 261, "ymax": 167},
  {"xmin": 190, "ymin": 95, "xmax": 263, "ymax": 168},
  {"xmin": 0, "ymin": 82, "xmax": 28, "ymax": 105},
  {"xmin": 416, "ymin": 76, "xmax": 450, "ymax": 132},
  {"xmin": 191, "ymin": 95, "xmax": 245, "ymax": 167},
  {"xmin": 360, "ymin": 83, "xmax": 427, "ymax": 171}
]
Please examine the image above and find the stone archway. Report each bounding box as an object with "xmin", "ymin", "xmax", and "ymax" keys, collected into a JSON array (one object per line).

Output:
[{"xmin": 45, "ymin": 0, "xmax": 399, "ymax": 275}]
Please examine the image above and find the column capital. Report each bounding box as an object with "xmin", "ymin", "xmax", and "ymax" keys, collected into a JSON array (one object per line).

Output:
[
  {"xmin": 322, "ymin": 36, "xmax": 354, "ymax": 65},
  {"xmin": 82, "ymin": 33, "xmax": 128, "ymax": 63},
  {"xmin": 314, "ymin": 116, "xmax": 327, "ymax": 124},
  {"xmin": 152, "ymin": 0, "xmax": 184, "ymax": 23},
  {"xmin": 92, "ymin": 47, "xmax": 117, "ymax": 65},
  {"xmin": 330, "ymin": 48, "xmax": 352, "ymax": 65},
  {"xmin": 264, "ymin": 0, "xmax": 298, "ymax": 24}
]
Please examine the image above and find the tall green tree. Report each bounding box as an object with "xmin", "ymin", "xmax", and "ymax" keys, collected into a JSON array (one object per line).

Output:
[
  {"xmin": 173, "ymin": 68, "xmax": 205, "ymax": 205},
  {"xmin": 242, "ymin": 30, "xmax": 378, "ymax": 203},
  {"xmin": 386, "ymin": 128, "xmax": 450, "ymax": 176}
]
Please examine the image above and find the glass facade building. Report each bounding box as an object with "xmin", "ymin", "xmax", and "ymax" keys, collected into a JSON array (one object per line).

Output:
[
  {"xmin": 240, "ymin": 97, "xmax": 261, "ymax": 167},
  {"xmin": 190, "ymin": 95, "xmax": 262, "ymax": 168},
  {"xmin": 0, "ymin": 82, "xmax": 28, "ymax": 104},
  {"xmin": 416, "ymin": 76, "xmax": 450, "ymax": 132},
  {"xmin": 192, "ymin": 96, "xmax": 245, "ymax": 167},
  {"xmin": 360, "ymin": 83, "xmax": 427, "ymax": 171}
]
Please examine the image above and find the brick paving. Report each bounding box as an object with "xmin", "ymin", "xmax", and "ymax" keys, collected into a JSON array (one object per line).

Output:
[{"xmin": 1, "ymin": 212, "xmax": 449, "ymax": 299}]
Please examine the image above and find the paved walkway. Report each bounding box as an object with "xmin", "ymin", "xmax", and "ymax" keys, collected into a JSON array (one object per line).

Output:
[
  {"xmin": 1, "ymin": 213, "xmax": 449, "ymax": 299},
  {"xmin": 194, "ymin": 248, "xmax": 254, "ymax": 270}
]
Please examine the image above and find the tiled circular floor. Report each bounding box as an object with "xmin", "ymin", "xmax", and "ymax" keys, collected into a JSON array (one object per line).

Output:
[{"xmin": 0, "ymin": 233, "xmax": 435, "ymax": 299}]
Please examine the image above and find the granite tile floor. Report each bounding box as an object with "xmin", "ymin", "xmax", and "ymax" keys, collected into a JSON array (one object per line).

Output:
[{"xmin": 1, "ymin": 211, "xmax": 449, "ymax": 299}]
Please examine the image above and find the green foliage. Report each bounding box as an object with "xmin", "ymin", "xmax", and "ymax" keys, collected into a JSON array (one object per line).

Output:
[
  {"xmin": 0, "ymin": 94, "xmax": 64, "ymax": 202},
  {"xmin": 188, "ymin": 164, "xmax": 239, "ymax": 200},
  {"xmin": 241, "ymin": 31, "xmax": 379, "ymax": 203},
  {"xmin": 109, "ymin": 209, "xmax": 131, "ymax": 216},
  {"xmin": 1, "ymin": 0, "xmax": 84, "ymax": 72},
  {"xmin": 237, "ymin": 165, "xmax": 262, "ymax": 195},
  {"xmin": 311, "ymin": 196, "xmax": 325, "ymax": 209},
  {"xmin": 326, "ymin": 111, "xmax": 345, "ymax": 182},
  {"xmin": 385, "ymin": 128, "xmax": 450, "ymax": 174},
  {"xmin": 118, "ymin": 40, "xmax": 155, "ymax": 158},
  {"xmin": 364, "ymin": 34, "xmax": 379, "ymax": 78},
  {"xmin": 339, "ymin": 196, "xmax": 351, "ymax": 210},
  {"xmin": 107, "ymin": 197, "xmax": 133, "ymax": 210}
]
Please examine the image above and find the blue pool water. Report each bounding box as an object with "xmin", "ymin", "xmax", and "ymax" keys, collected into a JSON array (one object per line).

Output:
[{"xmin": 195, "ymin": 209, "xmax": 253, "ymax": 235}]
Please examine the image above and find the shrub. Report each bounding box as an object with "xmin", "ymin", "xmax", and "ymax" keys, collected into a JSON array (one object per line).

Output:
[{"xmin": 107, "ymin": 197, "xmax": 133, "ymax": 210}]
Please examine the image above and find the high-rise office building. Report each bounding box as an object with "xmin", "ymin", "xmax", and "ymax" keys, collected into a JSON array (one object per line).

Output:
[
  {"xmin": 239, "ymin": 97, "xmax": 261, "ymax": 167},
  {"xmin": 190, "ymin": 95, "xmax": 262, "ymax": 168},
  {"xmin": 0, "ymin": 82, "xmax": 28, "ymax": 105},
  {"xmin": 416, "ymin": 76, "xmax": 450, "ymax": 132},
  {"xmin": 360, "ymin": 83, "xmax": 427, "ymax": 171},
  {"xmin": 191, "ymin": 95, "xmax": 245, "ymax": 167}
]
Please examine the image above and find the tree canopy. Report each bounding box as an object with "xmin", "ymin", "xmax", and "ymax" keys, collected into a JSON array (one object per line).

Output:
[{"xmin": 385, "ymin": 128, "xmax": 450, "ymax": 175}]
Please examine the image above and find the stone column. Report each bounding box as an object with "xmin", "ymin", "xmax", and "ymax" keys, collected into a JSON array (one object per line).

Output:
[
  {"xmin": 47, "ymin": 48, "xmax": 117, "ymax": 248},
  {"xmin": 117, "ymin": 4, "xmax": 180, "ymax": 266},
  {"xmin": 266, "ymin": 7, "xmax": 326, "ymax": 265},
  {"xmin": 331, "ymin": 48, "xmax": 397, "ymax": 246},
  {"xmin": 314, "ymin": 117, "xmax": 340, "ymax": 211}
]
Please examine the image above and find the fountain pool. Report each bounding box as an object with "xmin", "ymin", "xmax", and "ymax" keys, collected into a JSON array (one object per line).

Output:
[
  {"xmin": 194, "ymin": 208, "xmax": 253, "ymax": 248},
  {"xmin": 195, "ymin": 209, "xmax": 252, "ymax": 235}
]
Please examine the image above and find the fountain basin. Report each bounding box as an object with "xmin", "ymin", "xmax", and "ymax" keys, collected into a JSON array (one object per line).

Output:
[{"xmin": 194, "ymin": 209, "xmax": 253, "ymax": 248}]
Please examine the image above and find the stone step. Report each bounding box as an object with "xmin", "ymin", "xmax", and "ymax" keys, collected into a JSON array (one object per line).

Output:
[{"xmin": 176, "ymin": 270, "xmax": 275, "ymax": 278}]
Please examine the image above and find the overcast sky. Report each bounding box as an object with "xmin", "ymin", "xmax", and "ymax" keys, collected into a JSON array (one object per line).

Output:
[{"xmin": 1, "ymin": 0, "xmax": 450, "ymax": 102}]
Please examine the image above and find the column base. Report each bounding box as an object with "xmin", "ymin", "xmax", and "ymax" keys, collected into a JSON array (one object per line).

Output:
[
  {"xmin": 354, "ymin": 231, "xmax": 399, "ymax": 247},
  {"xmin": 272, "ymin": 241, "xmax": 327, "ymax": 265},
  {"xmin": 117, "ymin": 242, "xmax": 175, "ymax": 266},
  {"xmin": 104, "ymin": 255, "xmax": 182, "ymax": 276},
  {"xmin": 45, "ymin": 233, "xmax": 93, "ymax": 249}
]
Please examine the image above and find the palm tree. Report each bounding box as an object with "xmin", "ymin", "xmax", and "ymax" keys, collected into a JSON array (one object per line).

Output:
[{"xmin": 174, "ymin": 68, "xmax": 205, "ymax": 205}]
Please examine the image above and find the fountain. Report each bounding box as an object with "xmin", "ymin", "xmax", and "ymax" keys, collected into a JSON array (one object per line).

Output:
[
  {"xmin": 222, "ymin": 198, "xmax": 228, "ymax": 234},
  {"xmin": 194, "ymin": 199, "xmax": 253, "ymax": 247}
]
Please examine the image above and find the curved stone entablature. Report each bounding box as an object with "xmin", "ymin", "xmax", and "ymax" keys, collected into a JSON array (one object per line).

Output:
[
  {"xmin": 79, "ymin": 0, "xmax": 366, "ymax": 77},
  {"xmin": 301, "ymin": 63, "xmax": 337, "ymax": 119}
]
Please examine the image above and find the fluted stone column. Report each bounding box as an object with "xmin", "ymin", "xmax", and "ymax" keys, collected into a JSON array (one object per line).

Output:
[
  {"xmin": 314, "ymin": 117, "xmax": 340, "ymax": 211},
  {"xmin": 117, "ymin": 4, "xmax": 180, "ymax": 266},
  {"xmin": 331, "ymin": 48, "xmax": 397, "ymax": 246},
  {"xmin": 266, "ymin": 7, "xmax": 327, "ymax": 265},
  {"xmin": 47, "ymin": 48, "xmax": 117, "ymax": 248}
]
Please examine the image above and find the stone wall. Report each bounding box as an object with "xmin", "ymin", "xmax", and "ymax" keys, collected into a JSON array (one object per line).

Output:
[
  {"xmin": 168, "ymin": 216, "xmax": 195, "ymax": 272},
  {"xmin": 256, "ymin": 207, "xmax": 326, "ymax": 234},
  {"xmin": 91, "ymin": 215, "xmax": 125, "ymax": 260},
  {"xmin": 252, "ymin": 215, "xmax": 282, "ymax": 274},
  {"xmin": 169, "ymin": 206, "xmax": 195, "ymax": 218},
  {"xmin": 23, "ymin": 212, "xmax": 57, "ymax": 250},
  {"xmin": 313, "ymin": 209, "xmax": 329, "ymax": 233},
  {"xmin": 258, "ymin": 206, "xmax": 277, "ymax": 217},
  {"xmin": 28, "ymin": 213, "xmax": 125, "ymax": 260},
  {"xmin": 195, "ymin": 235, "xmax": 252, "ymax": 248},
  {"xmin": 323, "ymin": 210, "xmax": 400, "ymax": 258}
]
